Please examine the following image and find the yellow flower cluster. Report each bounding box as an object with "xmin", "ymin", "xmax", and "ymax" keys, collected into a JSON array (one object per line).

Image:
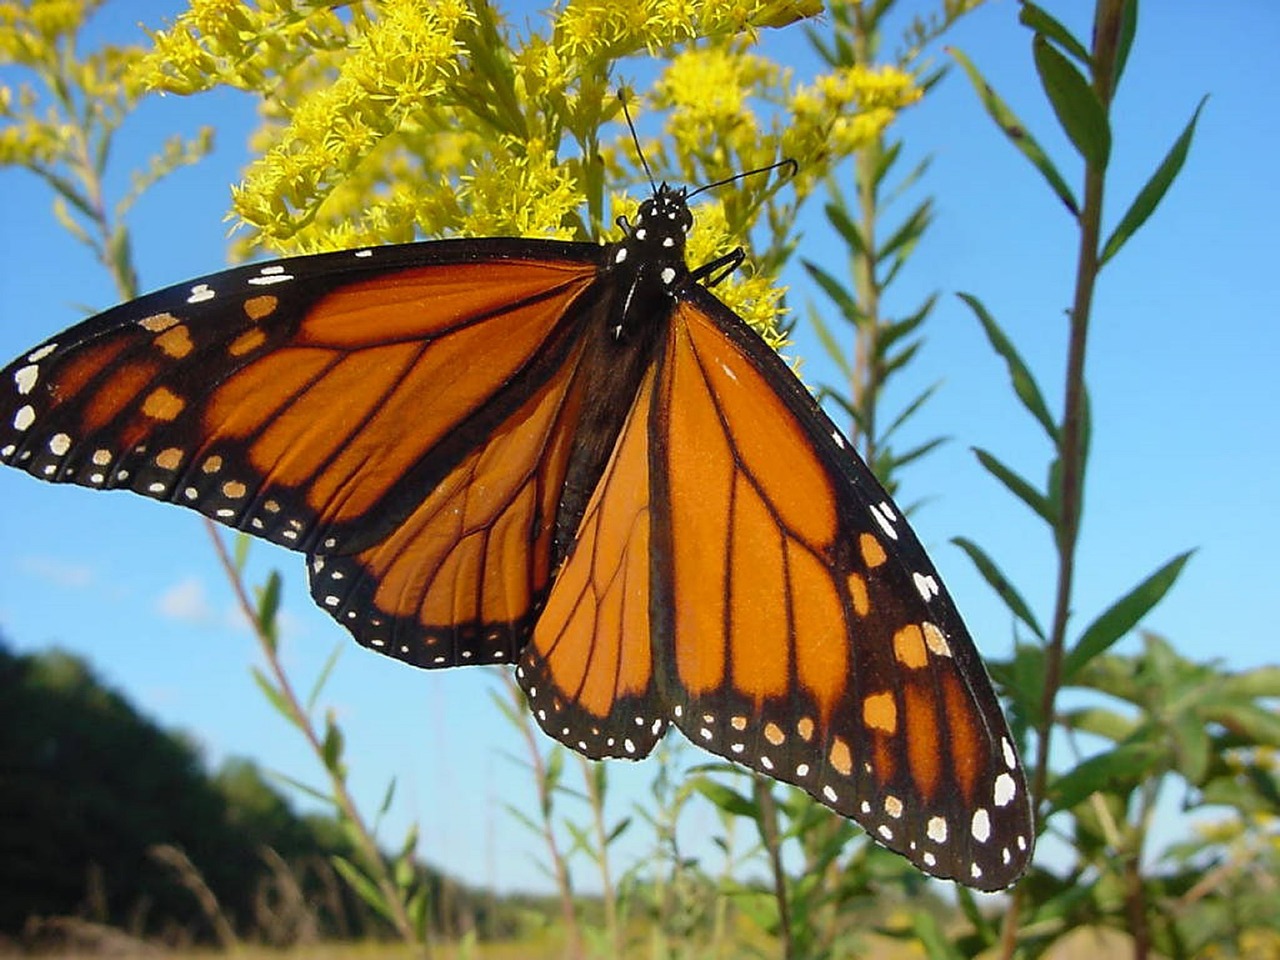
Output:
[{"xmin": 787, "ymin": 64, "xmax": 921, "ymax": 165}]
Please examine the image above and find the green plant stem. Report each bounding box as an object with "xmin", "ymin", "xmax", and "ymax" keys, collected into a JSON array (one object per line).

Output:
[
  {"xmin": 205, "ymin": 523, "xmax": 427, "ymax": 957},
  {"xmin": 1001, "ymin": 4, "xmax": 1128, "ymax": 958},
  {"xmin": 501, "ymin": 674, "xmax": 582, "ymax": 960},
  {"xmin": 754, "ymin": 778, "xmax": 793, "ymax": 960},
  {"xmin": 851, "ymin": 24, "xmax": 881, "ymax": 462},
  {"xmin": 579, "ymin": 756, "xmax": 620, "ymax": 957}
]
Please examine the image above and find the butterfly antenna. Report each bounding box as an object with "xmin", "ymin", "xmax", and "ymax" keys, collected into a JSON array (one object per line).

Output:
[
  {"xmin": 618, "ymin": 90, "xmax": 658, "ymax": 193},
  {"xmin": 687, "ymin": 157, "xmax": 799, "ymax": 199}
]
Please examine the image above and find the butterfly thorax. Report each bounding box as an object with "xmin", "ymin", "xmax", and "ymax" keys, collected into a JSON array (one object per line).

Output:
[{"xmin": 547, "ymin": 187, "xmax": 695, "ymax": 565}]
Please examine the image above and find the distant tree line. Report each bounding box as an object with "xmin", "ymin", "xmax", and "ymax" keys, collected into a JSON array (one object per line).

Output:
[{"xmin": 0, "ymin": 637, "xmax": 538, "ymax": 947}]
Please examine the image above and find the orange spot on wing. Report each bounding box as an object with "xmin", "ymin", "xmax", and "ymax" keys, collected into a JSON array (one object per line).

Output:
[
  {"xmin": 229, "ymin": 329, "xmax": 267, "ymax": 356},
  {"xmin": 244, "ymin": 295, "xmax": 278, "ymax": 320},
  {"xmin": 846, "ymin": 572, "xmax": 870, "ymax": 616},
  {"xmin": 138, "ymin": 312, "xmax": 180, "ymax": 333},
  {"xmin": 859, "ymin": 532, "xmax": 887, "ymax": 568},
  {"xmin": 829, "ymin": 736, "xmax": 853, "ymax": 775},
  {"xmin": 154, "ymin": 448, "xmax": 183, "ymax": 470},
  {"xmin": 142, "ymin": 386, "xmax": 185, "ymax": 421},
  {"xmin": 893, "ymin": 624, "xmax": 928, "ymax": 669},
  {"xmin": 863, "ymin": 691, "xmax": 898, "ymax": 735},
  {"xmin": 154, "ymin": 325, "xmax": 194, "ymax": 359}
]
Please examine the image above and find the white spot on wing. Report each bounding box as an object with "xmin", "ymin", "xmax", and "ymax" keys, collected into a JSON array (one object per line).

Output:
[
  {"xmin": 971, "ymin": 808, "xmax": 991, "ymax": 843},
  {"xmin": 868, "ymin": 502, "xmax": 897, "ymax": 539},
  {"xmin": 13, "ymin": 405, "xmax": 35, "ymax": 431},
  {"xmin": 994, "ymin": 772, "xmax": 1017, "ymax": 807},
  {"xmin": 1002, "ymin": 737, "xmax": 1017, "ymax": 769},
  {"xmin": 249, "ymin": 266, "xmax": 294, "ymax": 286},
  {"xmin": 28, "ymin": 344, "xmax": 57, "ymax": 363},
  {"xmin": 14, "ymin": 365, "xmax": 38, "ymax": 395},
  {"xmin": 187, "ymin": 283, "xmax": 215, "ymax": 304},
  {"xmin": 913, "ymin": 572, "xmax": 940, "ymax": 601},
  {"xmin": 927, "ymin": 816, "xmax": 947, "ymax": 843},
  {"xmin": 49, "ymin": 433, "xmax": 71, "ymax": 456}
]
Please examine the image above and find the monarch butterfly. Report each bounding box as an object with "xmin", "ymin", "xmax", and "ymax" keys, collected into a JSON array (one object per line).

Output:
[{"xmin": 0, "ymin": 166, "xmax": 1032, "ymax": 890}]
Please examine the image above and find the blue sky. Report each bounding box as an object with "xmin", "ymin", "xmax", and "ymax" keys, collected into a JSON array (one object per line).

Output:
[{"xmin": 2, "ymin": 2, "xmax": 1277, "ymax": 895}]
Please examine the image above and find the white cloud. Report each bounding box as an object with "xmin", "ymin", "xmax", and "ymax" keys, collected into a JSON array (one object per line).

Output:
[
  {"xmin": 157, "ymin": 577, "xmax": 215, "ymax": 624},
  {"xmin": 17, "ymin": 555, "xmax": 94, "ymax": 588}
]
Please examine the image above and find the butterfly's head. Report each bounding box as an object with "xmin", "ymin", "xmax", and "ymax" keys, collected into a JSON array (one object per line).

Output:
[{"xmin": 631, "ymin": 185, "xmax": 694, "ymax": 252}]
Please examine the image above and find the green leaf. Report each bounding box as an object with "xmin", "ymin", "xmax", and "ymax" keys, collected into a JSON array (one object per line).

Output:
[
  {"xmin": 802, "ymin": 259, "xmax": 861, "ymax": 325},
  {"xmin": 1049, "ymin": 742, "xmax": 1161, "ymax": 812},
  {"xmin": 1100, "ymin": 97, "xmax": 1207, "ymax": 266},
  {"xmin": 879, "ymin": 293, "xmax": 935, "ymax": 354},
  {"xmin": 251, "ymin": 667, "xmax": 298, "ymax": 729},
  {"xmin": 256, "ymin": 571, "xmax": 282, "ymax": 648},
  {"xmin": 1171, "ymin": 710, "xmax": 1211, "ymax": 784},
  {"xmin": 690, "ymin": 777, "xmax": 759, "ymax": 819},
  {"xmin": 1033, "ymin": 35, "xmax": 1111, "ymax": 168},
  {"xmin": 952, "ymin": 537, "xmax": 1046, "ymax": 640},
  {"xmin": 1019, "ymin": 2, "xmax": 1091, "ymax": 65},
  {"xmin": 1064, "ymin": 551, "xmax": 1194, "ymax": 679},
  {"xmin": 307, "ymin": 641, "xmax": 343, "ymax": 713},
  {"xmin": 871, "ymin": 139, "xmax": 903, "ymax": 191},
  {"xmin": 882, "ymin": 380, "xmax": 941, "ymax": 443},
  {"xmin": 876, "ymin": 198, "xmax": 932, "ymax": 263},
  {"xmin": 823, "ymin": 201, "xmax": 865, "ymax": 255},
  {"xmin": 949, "ymin": 46, "xmax": 1080, "ymax": 215},
  {"xmin": 959, "ymin": 292, "xmax": 1059, "ymax": 441},
  {"xmin": 888, "ymin": 437, "xmax": 946, "ymax": 473},
  {"xmin": 911, "ymin": 908, "xmax": 967, "ymax": 960},
  {"xmin": 973, "ymin": 447, "xmax": 1056, "ymax": 525},
  {"xmin": 1204, "ymin": 701, "xmax": 1280, "ymax": 747},
  {"xmin": 1114, "ymin": 0, "xmax": 1139, "ymax": 85},
  {"xmin": 805, "ymin": 304, "xmax": 853, "ymax": 380},
  {"xmin": 378, "ymin": 778, "xmax": 398, "ymax": 818},
  {"xmin": 232, "ymin": 531, "xmax": 251, "ymax": 572},
  {"xmin": 321, "ymin": 713, "xmax": 345, "ymax": 773},
  {"xmin": 332, "ymin": 855, "xmax": 393, "ymax": 922}
]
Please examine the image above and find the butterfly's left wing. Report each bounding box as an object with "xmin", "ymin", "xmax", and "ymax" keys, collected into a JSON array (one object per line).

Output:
[
  {"xmin": 0, "ymin": 240, "xmax": 608, "ymax": 665},
  {"xmin": 646, "ymin": 291, "xmax": 1034, "ymax": 890}
]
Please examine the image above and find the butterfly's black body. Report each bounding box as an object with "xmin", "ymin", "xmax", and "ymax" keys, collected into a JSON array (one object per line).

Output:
[{"xmin": 0, "ymin": 182, "xmax": 1035, "ymax": 890}]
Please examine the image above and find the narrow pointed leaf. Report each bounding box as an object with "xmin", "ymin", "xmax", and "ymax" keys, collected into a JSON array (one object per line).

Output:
[
  {"xmin": 1100, "ymin": 97, "xmax": 1206, "ymax": 266},
  {"xmin": 949, "ymin": 46, "xmax": 1080, "ymax": 215},
  {"xmin": 1065, "ymin": 551, "xmax": 1194, "ymax": 679},
  {"xmin": 952, "ymin": 537, "xmax": 1046, "ymax": 640},
  {"xmin": 883, "ymin": 380, "xmax": 942, "ymax": 442},
  {"xmin": 1033, "ymin": 36, "xmax": 1110, "ymax": 168},
  {"xmin": 256, "ymin": 571, "xmax": 282, "ymax": 645},
  {"xmin": 1020, "ymin": 2, "xmax": 1091, "ymax": 65},
  {"xmin": 1048, "ymin": 743, "xmax": 1161, "ymax": 812},
  {"xmin": 332, "ymin": 856, "xmax": 394, "ymax": 922},
  {"xmin": 307, "ymin": 641, "xmax": 343, "ymax": 712},
  {"xmin": 887, "ymin": 436, "xmax": 946, "ymax": 473},
  {"xmin": 877, "ymin": 199, "xmax": 932, "ymax": 263},
  {"xmin": 802, "ymin": 259, "xmax": 861, "ymax": 325},
  {"xmin": 880, "ymin": 294, "xmax": 936, "ymax": 353},
  {"xmin": 871, "ymin": 139, "xmax": 904, "ymax": 190},
  {"xmin": 251, "ymin": 667, "xmax": 298, "ymax": 728},
  {"xmin": 974, "ymin": 447, "xmax": 1055, "ymax": 525},
  {"xmin": 823, "ymin": 201, "xmax": 865, "ymax": 255},
  {"xmin": 806, "ymin": 304, "xmax": 854, "ymax": 379},
  {"xmin": 1114, "ymin": 0, "xmax": 1139, "ymax": 85},
  {"xmin": 959, "ymin": 292, "xmax": 1058, "ymax": 440},
  {"xmin": 690, "ymin": 777, "xmax": 759, "ymax": 819}
]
